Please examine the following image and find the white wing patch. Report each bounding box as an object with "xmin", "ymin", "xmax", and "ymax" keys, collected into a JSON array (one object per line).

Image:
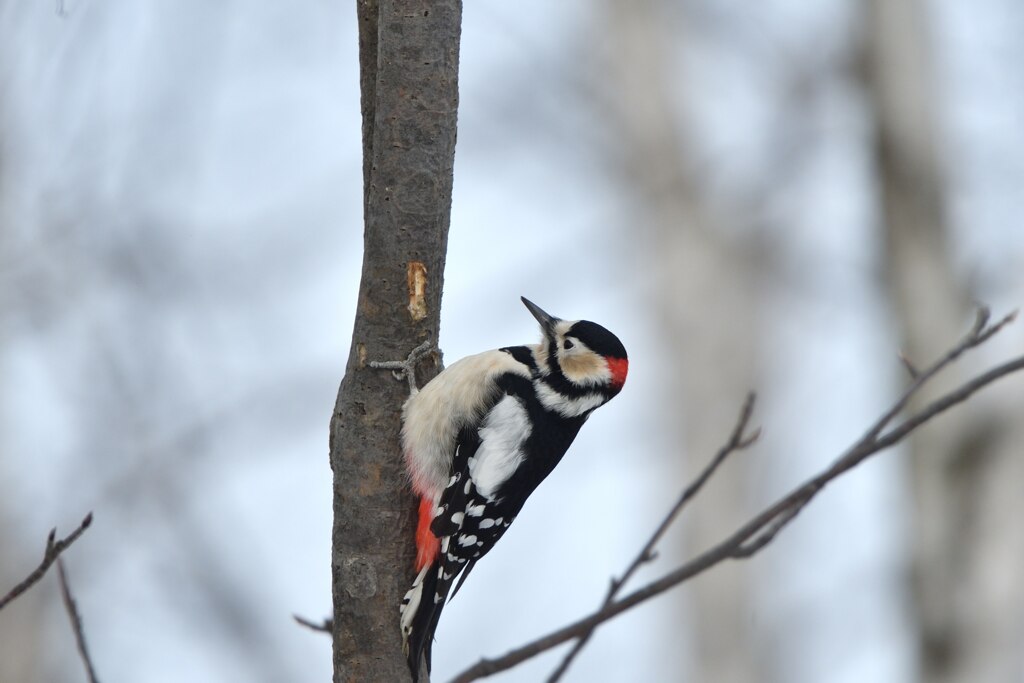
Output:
[{"xmin": 469, "ymin": 395, "xmax": 531, "ymax": 499}]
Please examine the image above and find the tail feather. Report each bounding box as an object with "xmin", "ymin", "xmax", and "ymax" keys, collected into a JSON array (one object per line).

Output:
[
  {"xmin": 422, "ymin": 592, "xmax": 445, "ymax": 673},
  {"xmin": 401, "ymin": 561, "xmax": 443, "ymax": 682},
  {"xmin": 448, "ymin": 558, "xmax": 478, "ymax": 601}
]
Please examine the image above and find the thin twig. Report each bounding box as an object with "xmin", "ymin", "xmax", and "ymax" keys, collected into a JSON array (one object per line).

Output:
[
  {"xmin": 0, "ymin": 512, "xmax": 93, "ymax": 612},
  {"xmin": 293, "ymin": 614, "xmax": 333, "ymax": 634},
  {"xmin": 733, "ymin": 503, "xmax": 805, "ymax": 557},
  {"xmin": 861, "ymin": 308, "xmax": 1012, "ymax": 444},
  {"xmin": 449, "ymin": 310, "xmax": 1024, "ymax": 683},
  {"xmin": 898, "ymin": 351, "xmax": 919, "ymax": 379},
  {"xmin": 57, "ymin": 559, "xmax": 100, "ymax": 683},
  {"xmin": 546, "ymin": 393, "xmax": 760, "ymax": 682}
]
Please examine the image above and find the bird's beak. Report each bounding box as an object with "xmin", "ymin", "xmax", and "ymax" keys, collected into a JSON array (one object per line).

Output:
[{"xmin": 521, "ymin": 297, "xmax": 558, "ymax": 335}]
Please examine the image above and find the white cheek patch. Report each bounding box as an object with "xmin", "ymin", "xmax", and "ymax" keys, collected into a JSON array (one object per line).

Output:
[
  {"xmin": 558, "ymin": 350, "xmax": 612, "ymax": 387},
  {"xmin": 469, "ymin": 395, "xmax": 532, "ymax": 499}
]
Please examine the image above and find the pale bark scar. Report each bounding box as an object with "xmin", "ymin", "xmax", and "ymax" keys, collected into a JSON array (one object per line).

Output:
[{"xmin": 407, "ymin": 261, "xmax": 428, "ymax": 321}]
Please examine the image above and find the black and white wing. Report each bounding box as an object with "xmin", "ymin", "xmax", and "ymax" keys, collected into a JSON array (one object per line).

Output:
[{"xmin": 432, "ymin": 393, "xmax": 531, "ymax": 599}]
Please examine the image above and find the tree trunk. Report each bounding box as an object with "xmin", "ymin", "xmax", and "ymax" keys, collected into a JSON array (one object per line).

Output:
[{"xmin": 331, "ymin": 2, "xmax": 462, "ymax": 681}]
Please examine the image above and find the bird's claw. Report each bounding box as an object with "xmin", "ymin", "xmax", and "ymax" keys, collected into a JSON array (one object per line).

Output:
[{"xmin": 369, "ymin": 339, "xmax": 437, "ymax": 396}]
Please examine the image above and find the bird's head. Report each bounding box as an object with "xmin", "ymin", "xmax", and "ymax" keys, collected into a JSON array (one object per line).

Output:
[{"xmin": 521, "ymin": 296, "xmax": 628, "ymax": 394}]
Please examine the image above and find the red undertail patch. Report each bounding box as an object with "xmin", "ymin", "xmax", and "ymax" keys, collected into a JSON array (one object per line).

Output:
[
  {"xmin": 607, "ymin": 357, "xmax": 629, "ymax": 389},
  {"xmin": 415, "ymin": 496, "xmax": 440, "ymax": 572}
]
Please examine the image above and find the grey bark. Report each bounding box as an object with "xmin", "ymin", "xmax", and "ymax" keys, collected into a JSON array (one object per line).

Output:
[
  {"xmin": 331, "ymin": 2, "xmax": 462, "ymax": 682},
  {"xmin": 866, "ymin": 1, "xmax": 1024, "ymax": 681}
]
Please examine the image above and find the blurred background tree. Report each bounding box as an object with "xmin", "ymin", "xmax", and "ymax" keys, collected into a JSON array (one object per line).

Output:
[{"xmin": 1, "ymin": 1, "xmax": 1022, "ymax": 682}]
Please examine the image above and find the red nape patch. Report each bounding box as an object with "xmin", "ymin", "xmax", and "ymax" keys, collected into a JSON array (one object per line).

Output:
[
  {"xmin": 607, "ymin": 357, "xmax": 629, "ymax": 389},
  {"xmin": 415, "ymin": 497, "xmax": 440, "ymax": 572}
]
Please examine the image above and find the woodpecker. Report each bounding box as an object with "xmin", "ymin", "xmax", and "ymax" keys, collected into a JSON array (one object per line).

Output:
[{"xmin": 375, "ymin": 297, "xmax": 628, "ymax": 681}]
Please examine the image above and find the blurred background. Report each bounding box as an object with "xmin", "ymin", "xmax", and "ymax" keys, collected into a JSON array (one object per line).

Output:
[{"xmin": 2, "ymin": 0, "xmax": 1023, "ymax": 681}]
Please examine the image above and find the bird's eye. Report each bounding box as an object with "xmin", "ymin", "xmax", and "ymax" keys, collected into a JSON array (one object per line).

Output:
[{"xmin": 563, "ymin": 339, "xmax": 574, "ymax": 350}]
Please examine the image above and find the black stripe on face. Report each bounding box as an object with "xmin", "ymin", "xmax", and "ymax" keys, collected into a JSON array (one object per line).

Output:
[
  {"xmin": 531, "ymin": 330, "xmax": 616, "ymax": 400},
  {"xmin": 541, "ymin": 367, "xmax": 610, "ymax": 399},
  {"xmin": 503, "ymin": 342, "xmax": 595, "ymax": 398},
  {"xmin": 545, "ymin": 382, "xmax": 617, "ymax": 412},
  {"xmin": 547, "ymin": 335, "xmax": 564, "ymax": 371}
]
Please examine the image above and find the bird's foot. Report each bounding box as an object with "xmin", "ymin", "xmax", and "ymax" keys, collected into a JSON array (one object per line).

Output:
[{"xmin": 369, "ymin": 339, "xmax": 436, "ymax": 396}]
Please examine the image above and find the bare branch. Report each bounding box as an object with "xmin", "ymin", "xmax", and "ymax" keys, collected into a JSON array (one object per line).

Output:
[
  {"xmin": 449, "ymin": 310, "xmax": 1024, "ymax": 683},
  {"xmin": 733, "ymin": 503, "xmax": 806, "ymax": 558},
  {"xmin": 861, "ymin": 308, "xmax": 1014, "ymax": 443},
  {"xmin": 546, "ymin": 393, "xmax": 760, "ymax": 682},
  {"xmin": 0, "ymin": 512, "xmax": 93, "ymax": 612},
  {"xmin": 57, "ymin": 559, "xmax": 100, "ymax": 683},
  {"xmin": 293, "ymin": 614, "xmax": 333, "ymax": 634}
]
